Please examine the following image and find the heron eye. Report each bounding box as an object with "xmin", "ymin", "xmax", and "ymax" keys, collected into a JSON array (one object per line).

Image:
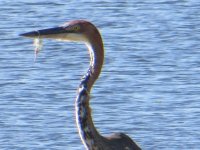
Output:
[
  {"xmin": 73, "ymin": 25, "xmax": 80, "ymax": 31},
  {"xmin": 63, "ymin": 25, "xmax": 80, "ymax": 32}
]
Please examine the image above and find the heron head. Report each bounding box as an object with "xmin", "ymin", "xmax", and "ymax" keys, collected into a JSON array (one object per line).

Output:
[{"xmin": 20, "ymin": 20, "xmax": 99, "ymax": 43}]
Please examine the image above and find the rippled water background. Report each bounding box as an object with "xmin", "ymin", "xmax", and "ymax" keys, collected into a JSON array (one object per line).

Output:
[{"xmin": 0, "ymin": 0, "xmax": 200, "ymax": 149}]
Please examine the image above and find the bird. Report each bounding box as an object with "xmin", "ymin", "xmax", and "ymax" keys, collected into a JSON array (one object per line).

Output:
[{"xmin": 20, "ymin": 20, "xmax": 142, "ymax": 150}]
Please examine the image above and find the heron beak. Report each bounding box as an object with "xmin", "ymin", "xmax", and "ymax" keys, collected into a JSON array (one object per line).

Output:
[{"xmin": 19, "ymin": 27, "xmax": 67, "ymax": 38}]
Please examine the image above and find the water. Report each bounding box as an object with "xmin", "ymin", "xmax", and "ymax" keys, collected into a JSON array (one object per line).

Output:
[{"xmin": 0, "ymin": 0, "xmax": 200, "ymax": 149}]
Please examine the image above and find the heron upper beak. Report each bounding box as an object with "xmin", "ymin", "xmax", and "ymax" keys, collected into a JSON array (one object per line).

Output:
[{"xmin": 19, "ymin": 26, "xmax": 67, "ymax": 38}]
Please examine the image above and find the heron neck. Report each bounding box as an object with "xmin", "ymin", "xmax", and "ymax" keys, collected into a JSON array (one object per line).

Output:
[
  {"xmin": 75, "ymin": 35, "xmax": 104, "ymax": 149},
  {"xmin": 86, "ymin": 35, "xmax": 104, "ymax": 92}
]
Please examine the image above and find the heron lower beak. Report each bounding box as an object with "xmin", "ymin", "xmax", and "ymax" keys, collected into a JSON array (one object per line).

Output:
[{"xmin": 20, "ymin": 27, "xmax": 67, "ymax": 38}]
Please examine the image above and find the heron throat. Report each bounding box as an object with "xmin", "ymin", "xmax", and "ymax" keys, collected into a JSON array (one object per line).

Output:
[{"xmin": 75, "ymin": 38, "xmax": 104, "ymax": 149}]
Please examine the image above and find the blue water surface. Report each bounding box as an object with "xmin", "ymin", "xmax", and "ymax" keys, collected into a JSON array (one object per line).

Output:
[{"xmin": 0, "ymin": 0, "xmax": 200, "ymax": 149}]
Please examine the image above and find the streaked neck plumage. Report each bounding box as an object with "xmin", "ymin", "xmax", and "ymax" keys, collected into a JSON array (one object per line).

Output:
[{"xmin": 75, "ymin": 30, "xmax": 104, "ymax": 149}]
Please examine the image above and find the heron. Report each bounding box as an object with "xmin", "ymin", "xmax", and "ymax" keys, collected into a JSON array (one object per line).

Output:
[{"xmin": 20, "ymin": 20, "xmax": 142, "ymax": 150}]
